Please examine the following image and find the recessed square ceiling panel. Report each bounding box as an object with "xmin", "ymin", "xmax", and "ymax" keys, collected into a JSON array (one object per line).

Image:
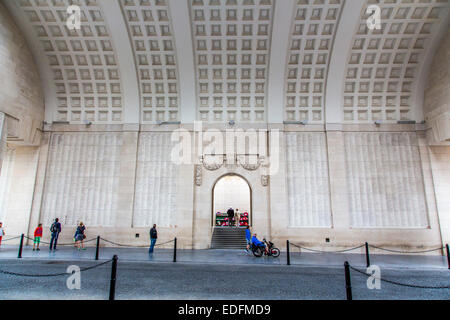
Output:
[
  {"xmin": 284, "ymin": 0, "xmax": 344, "ymax": 124},
  {"xmin": 189, "ymin": 0, "xmax": 275, "ymax": 123},
  {"xmin": 17, "ymin": 0, "xmax": 124, "ymax": 124},
  {"xmin": 342, "ymin": 0, "xmax": 447, "ymax": 124},
  {"xmin": 121, "ymin": 0, "xmax": 180, "ymax": 124}
]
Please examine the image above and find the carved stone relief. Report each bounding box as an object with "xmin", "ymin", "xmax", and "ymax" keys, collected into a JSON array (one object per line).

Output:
[{"xmin": 195, "ymin": 164, "xmax": 202, "ymax": 186}]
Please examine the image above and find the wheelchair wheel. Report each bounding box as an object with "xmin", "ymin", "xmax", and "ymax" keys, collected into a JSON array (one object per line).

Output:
[
  {"xmin": 253, "ymin": 247, "xmax": 264, "ymax": 257},
  {"xmin": 271, "ymin": 248, "xmax": 280, "ymax": 258}
]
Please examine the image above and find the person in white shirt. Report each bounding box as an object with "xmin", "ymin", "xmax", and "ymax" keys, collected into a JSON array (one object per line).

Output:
[{"xmin": 235, "ymin": 209, "xmax": 240, "ymax": 228}]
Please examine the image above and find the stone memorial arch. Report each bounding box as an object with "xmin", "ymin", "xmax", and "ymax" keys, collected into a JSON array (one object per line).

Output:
[{"xmin": 192, "ymin": 154, "xmax": 270, "ymax": 249}]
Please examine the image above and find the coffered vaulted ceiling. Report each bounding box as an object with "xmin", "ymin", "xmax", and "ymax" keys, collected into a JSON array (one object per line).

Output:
[{"xmin": 3, "ymin": 0, "xmax": 449, "ymax": 125}]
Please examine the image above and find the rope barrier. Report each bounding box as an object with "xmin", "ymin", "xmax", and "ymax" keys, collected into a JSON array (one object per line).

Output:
[
  {"xmin": 100, "ymin": 237, "xmax": 175, "ymax": 248},
  {"xmin": 368, "ymin": 244, "xmax": 444, "ymax": 254},
  {"xmin": 349, "ymin": 265, "xmax": 450, "ymax": 289},
  {"xmin": 0, "ymin": 259, "xmax": 113, "ymax": 278},
  {"xmin": 290, "ymin": 243, "xmax": 365, "ymax": 253}
]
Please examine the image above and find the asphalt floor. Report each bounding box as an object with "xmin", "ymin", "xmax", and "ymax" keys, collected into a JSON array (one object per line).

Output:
[{"xmin": 0, "ymin": 245, "xmax": 448, "ymax": 300}]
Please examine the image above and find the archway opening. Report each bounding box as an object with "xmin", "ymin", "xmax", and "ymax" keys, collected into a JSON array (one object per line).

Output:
[{"xmin": 212, "ymin": 175, "xmax": 251, "ymax": 228}]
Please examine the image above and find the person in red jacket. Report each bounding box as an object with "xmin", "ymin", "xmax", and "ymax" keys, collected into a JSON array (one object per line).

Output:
[
  {"xmin": 33, "ymin": 223, "xmax": 43, "ymax": 251},
  {"xmin": 0, "ymin": 222, "xmax": 5, "ymax": 247}
]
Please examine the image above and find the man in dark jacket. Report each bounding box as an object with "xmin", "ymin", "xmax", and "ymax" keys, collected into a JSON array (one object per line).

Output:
[
  {"xmin": 149, "ymin": 224, "xmax": 157, "ymax": 253},
  {"xmin": 227, "ymin": 208, "xmax": 235, "ymax": 227},
  {"xmin": 49, "ymin": 218, "xmax": 62, "ymax": 251}
]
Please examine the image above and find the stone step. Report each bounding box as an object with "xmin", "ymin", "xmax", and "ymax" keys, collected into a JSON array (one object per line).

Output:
[{"xmin": 211, "ymin": 227, "xmax": 247, "ymax": 250}]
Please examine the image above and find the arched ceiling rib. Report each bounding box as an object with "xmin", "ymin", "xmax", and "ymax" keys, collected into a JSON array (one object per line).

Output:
[
  {"xmin": 167, "ymin": 0, "xmax": 197, "ymax": 124},
  {"xmin": 341, "ymin": 0, "xmax": 449, "ymax": 124},
  {"xmin": 100, "ymin": 0, "xmax": 140, "ymax": 125}
]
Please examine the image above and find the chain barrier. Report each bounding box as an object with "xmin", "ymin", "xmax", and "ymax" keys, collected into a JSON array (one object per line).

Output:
[
  {"xmin": 100, "ymin": 237, "xmax": 175, "ymax": 248},
  {"xmin": 368, "ymin": 244, "xmax": 444, "ymax": 254},
  {"xmin": 1, "ymin": 235, "xmax": 175, "ymax": 250},
  {"xmin": 349, "ymin": 265, "xmax": 450, "ymax": 289},
  {"xmin": 290, "ymin": 242, "xmax": 445, "ymax": 255},
  {"xmin": 290, "ymin": 242, "xmax": 365, "ymax": 254},
  {"xmin": 4, "ymin": 234, "xmax": 446, "ymax": 256},
  {"xmin": 0, "ymin": 259, "xmax": 113, "ymax": 278},
  {"xmin": 0, "ymin": 236, "xmax": 22, "ymax": 242},
  {"xmin": 24, "ymin": 235, "xmax": 97, "ymax": 246}
]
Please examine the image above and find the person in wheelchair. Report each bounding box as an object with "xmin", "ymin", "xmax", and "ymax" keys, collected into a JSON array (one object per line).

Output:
[{"xmin": 251, "ymin": 233, "xmax": 267, "ymax": 253}]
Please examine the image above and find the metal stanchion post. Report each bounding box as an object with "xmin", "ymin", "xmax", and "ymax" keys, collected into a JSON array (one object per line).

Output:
[
  {"xmin": 365, "ymin": 242, "xmax": 370, "ymax": 268},
  {"xmin": 446, "ymin": 244, "xmax": 450, "ymax": 270},
  {"xmin": 344, "ymin": 261, "xmax": 352, "ymax": 301},
  {"xmin": 109, "ymin": 255, "xmax": 118, "ymax": 301},
  {"xmin": 95, "ymin": 236, "xmax": 100, "ymax": 261},
  {"xmin": 18, "ymin": 234, "xmax": 24, "ymax": 259},
  {"xmin": 173, "ymin": 237, "xmax": 177, "ymax": 263},
  {"xmin": 286, "ymin": 240, "xmax": 291, "ymax": 266}
]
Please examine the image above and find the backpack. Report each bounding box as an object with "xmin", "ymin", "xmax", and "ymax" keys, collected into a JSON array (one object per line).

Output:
[{"xmin": 50, "ymin": 223, "xmax": 57, "ymax": 233}]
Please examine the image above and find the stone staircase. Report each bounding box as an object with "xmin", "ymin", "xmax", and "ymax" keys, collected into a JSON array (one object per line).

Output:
[{"xmin": 211, "ymin": 227, "xmax": 247, "ymax": 250}]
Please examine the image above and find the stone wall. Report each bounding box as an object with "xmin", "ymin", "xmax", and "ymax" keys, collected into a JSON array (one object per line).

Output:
[
  {"xmin": 423, "ymin": 28, "xmax": 450, "ymax": 245},
  {"xmin": 273, "ymin": 128, "xmax": 442, "ymax": 251},
  {"xmin": 31, "ymin": 130, "xmax": 185, "ymax": 247},
  {"xmin": 2, "ymin": 126, "xmax": 443, "ymax": 251},
  {"xmin": 285, "ymin": 132, "xmax": 331, "ymax": 227},
  {"xmin": 0, "ymin": 147, "xmax": 39, "ymax": 236},
  {"xmin": 133, "ymin": 132, "xmax": 180, "ymax": 228},
  {"xmin": 0, "ymin": 3, "xmax": 44, "ymax": 239},
  {"xmin": 40, "ymin": 132, "xmax": 123, "ymax": 227},
  {"xmin": 343, "ymin": 132, "xmax": 428, "ymax": 228},
  {"xmin": 424, "ymin": 28, "xmax": 450, "ymax": 144},
  {"xmin": 0, "ymin": 2, "xmax": 44, "ymax": 146},
  {"xmin": 0, "ymin": 148, "xmax": 15, "ymax": 222},
  {"xmin": 428, "ymin": 146, "xmax": 450, "ymax": 245}
]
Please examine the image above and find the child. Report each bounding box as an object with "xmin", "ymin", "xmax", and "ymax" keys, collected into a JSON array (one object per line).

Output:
[
  {"xmin": 0, "ymin": 222, "xmax": 4, "ymax": 247},
  {"xmin": 33, "ymin": 223, "xmax": 43, "ymax": 251}
]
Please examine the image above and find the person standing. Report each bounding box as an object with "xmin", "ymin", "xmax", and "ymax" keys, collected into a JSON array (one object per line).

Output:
[
  {"xmin": 33, "ymin": 223, "xmax": 43, "ymax": 251},
  {"xmin": 49, "ymin": 218, "xmax": 62, "ymax": 251},
  {"xmin": 74, "ymin": 222, "xmax": 86, "ymax": 250},
  {"xmin": 235, "ymin": 209, "xmax": 240, "ymax": 227},
  {"xmin": 0, "ymin": 222, "xmax": 5, "ymax": 248},
  {"xmin": 245, "ymin": 226, "xmax": 252, "ymax": 253},
  {"xmin": 227, "ymin": 208, "xmax": 235, "ymax": 227},
  {"xmin": 149, "ymin": 224, "xmax": 157, "ymax": 253}
]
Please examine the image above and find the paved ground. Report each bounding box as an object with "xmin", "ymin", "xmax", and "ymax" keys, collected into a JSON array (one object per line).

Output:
[
  {"xmin": 0, "ymin": 259, "xmax": 448, "ymax": 300},
  {"xmin": 0, "ymin": 245, "xmax": 449, "ymax": 300}
]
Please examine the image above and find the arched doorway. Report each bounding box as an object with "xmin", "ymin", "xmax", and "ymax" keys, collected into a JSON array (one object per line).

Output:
[{"xmin": 212, "ymin": 174, "xmax": 251, "ymax": 227}]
